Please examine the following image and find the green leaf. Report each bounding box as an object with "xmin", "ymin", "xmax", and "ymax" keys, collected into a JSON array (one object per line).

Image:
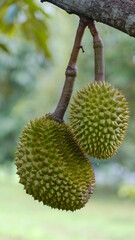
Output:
[{"xmin": 0, "ymin": 0, "xmax": 50, "ymax": 57}]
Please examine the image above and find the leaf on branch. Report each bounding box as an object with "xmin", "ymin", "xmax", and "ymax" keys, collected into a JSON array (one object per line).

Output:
[{"xmin": 0, "ymin": 0, "xmax": 50, "ymax": 57}]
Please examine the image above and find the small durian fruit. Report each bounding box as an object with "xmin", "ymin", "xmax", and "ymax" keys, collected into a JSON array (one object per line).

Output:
[
  {"xmin": 16, "ymin": 115, "xmax": 95, "ymax": 211},
  {"xmin": 69, "ymin": 82, "xmax": 129, "ymax": 159}
]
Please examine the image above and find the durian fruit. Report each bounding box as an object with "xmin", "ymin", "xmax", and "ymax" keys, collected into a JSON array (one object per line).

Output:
[
  {"xmin": 69, "ymin": 82, "xmax": 129, "ymax": 159},
  {"xmin": 16, "ymin": 115, "xmax": 95, "ymax": 211}
]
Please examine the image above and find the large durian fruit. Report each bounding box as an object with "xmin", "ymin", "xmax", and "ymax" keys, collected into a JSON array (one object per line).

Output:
[
  {"xmin": 69, "ymin": 82, "xmax": 129, "ymax": 159},
  {"xmin": 16, "ymin": 115, "xmax": 95, "ymax": 211}
]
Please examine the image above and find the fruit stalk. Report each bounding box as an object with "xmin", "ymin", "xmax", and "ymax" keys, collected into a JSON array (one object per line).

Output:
[
  {"xmin": 53, "ymin": 18, "xmax": 88, "ymax": 122},
  {"xmin": 88, "ymin": 21, "xmax": 105, "ymax": 83}
]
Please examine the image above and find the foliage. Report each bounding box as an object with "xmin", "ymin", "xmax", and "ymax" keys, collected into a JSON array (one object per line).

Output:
[
  {"xmin": 0, "ymin": 36, "xmax": 48, "ymax": 164},
  {"xmin": 0, "ymin": 0, "xmax": 50, "ymax": 56}
]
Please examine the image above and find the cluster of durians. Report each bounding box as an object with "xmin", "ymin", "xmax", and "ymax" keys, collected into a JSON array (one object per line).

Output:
[
  {"xmin": 15, "ymin": 20, "xmax": 129, "ymax": 212},
  {"xmin": 16, "ymin": 81, "xmax": 129, "ymax": 211}
]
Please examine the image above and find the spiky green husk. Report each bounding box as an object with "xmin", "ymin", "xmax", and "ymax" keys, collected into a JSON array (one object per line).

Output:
[
  {"xmin": 69, "ymin": 82, "xmax": 129, "ymax": 159},
  {"xmin": 16, "ymin": 115, "xmax": 95, "ymax": 211}
]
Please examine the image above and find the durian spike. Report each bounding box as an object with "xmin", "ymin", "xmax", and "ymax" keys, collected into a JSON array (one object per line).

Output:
[
  {"xmin": 88, "ymin": 21, "xmax": 105, "ymax": 83},
  {"xmin": 53, "ymin": 18, "xmax": 89, "ymax": 122}
]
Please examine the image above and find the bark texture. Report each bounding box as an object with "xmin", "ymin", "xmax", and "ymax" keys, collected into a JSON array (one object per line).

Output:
[{"xmin": 41, "ymin": 0, "xmax": 135, "ymax": 37}]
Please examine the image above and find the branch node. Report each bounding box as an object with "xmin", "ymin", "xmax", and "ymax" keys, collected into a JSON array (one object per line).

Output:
[{"xmin": 66, "ymin": 65, "xmax": 77, "ymax": 77}]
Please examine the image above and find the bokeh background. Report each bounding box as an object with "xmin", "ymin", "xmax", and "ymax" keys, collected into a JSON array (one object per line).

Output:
[{"xmin": 0, "ymin": 1, "xmax": 135, "ymax": 240}]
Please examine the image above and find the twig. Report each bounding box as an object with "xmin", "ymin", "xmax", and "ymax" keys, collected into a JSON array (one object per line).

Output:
[
  {"xmin": 88, "ymin": 21, "xmax": 105, "ymax": 83},
  {"xmin": 52, "ymin": 18, "xmax": 88, "ymax": 122}
]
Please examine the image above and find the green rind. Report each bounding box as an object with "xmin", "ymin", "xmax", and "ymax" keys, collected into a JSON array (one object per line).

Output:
[
  {"xmin": 69, "ymin": 82, "xmax": 129, "ymax": 159},
  {"xmin": 16, "ymin": 115, "xmax": 95, "ymax": 211}
]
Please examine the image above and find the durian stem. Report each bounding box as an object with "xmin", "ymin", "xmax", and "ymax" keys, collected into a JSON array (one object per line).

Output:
[
  {"xmin": 88, "ymin": 21, "xmax": 105, "ymax": 83},
  {"xmin": 53, "ymin": 18, "xmax": 88, "ymax": 122}
]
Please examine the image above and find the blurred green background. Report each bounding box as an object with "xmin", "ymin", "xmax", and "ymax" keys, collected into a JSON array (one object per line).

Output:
[{"xmin": 0, "ymin": 1, "xmax": 135, "ymax": 240}]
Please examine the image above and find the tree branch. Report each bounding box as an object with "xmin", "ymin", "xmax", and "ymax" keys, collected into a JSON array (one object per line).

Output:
[
  {"xmin": 88, "ymin": 21, "xmax": 105, "ymax": 83},
  {"xmin": 52, "ymin": 18, "xmax": 88, "ymax": 122},
  {"xmin": 41, "ymin": 0, "xmax": 135, "ymax": 37}
]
